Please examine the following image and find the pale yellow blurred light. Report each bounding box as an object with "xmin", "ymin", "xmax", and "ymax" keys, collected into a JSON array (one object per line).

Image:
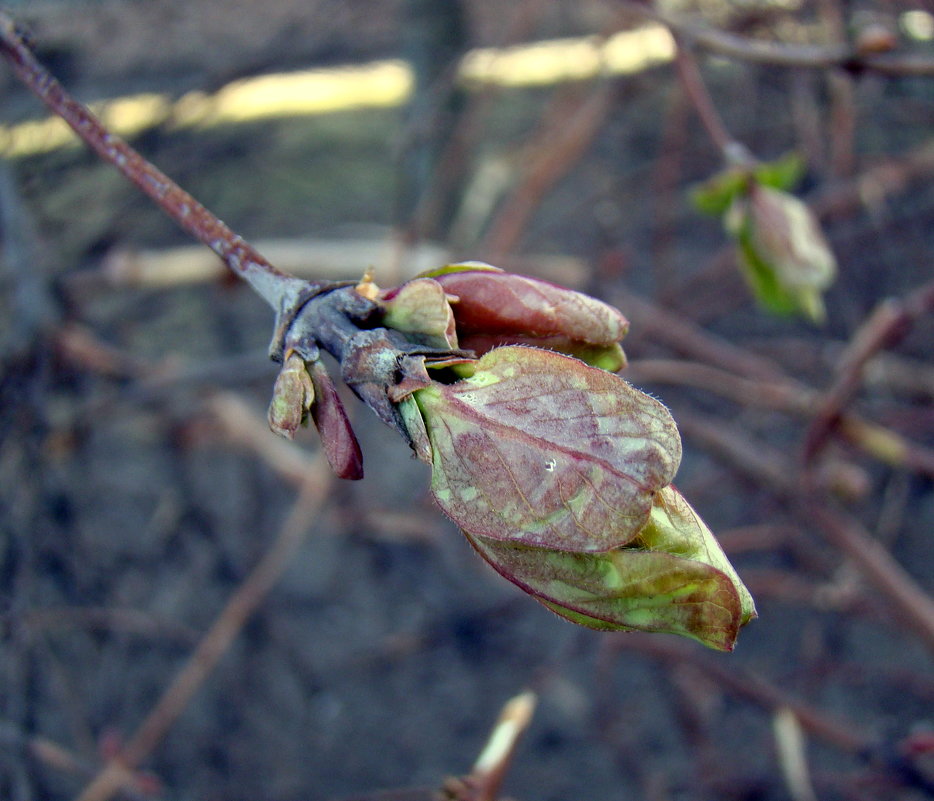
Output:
[
  {"xmin": 462, "ymin": 24, "xmax": 674, "ymax": 85},
  {"xmin": 462, "ymin": 37, "xmax": 605, "ymax": 86},
  {"xmin": 901, "ymin": 10, "xmax": 934, "ymax": 41},
  {"xmin": 1, "ymin": 25, "xmax": 674, "ymax": 158},
  {"xmin": 97, "ymin": 93, "xmax": 172, "ymax": 134},
  {"xmin": 603, "ymin": 25, "xmax": 676, "ymax": 74},
  {"xmin": 204, "ymin": 60, "xmax": 413, "ymax": 124}
]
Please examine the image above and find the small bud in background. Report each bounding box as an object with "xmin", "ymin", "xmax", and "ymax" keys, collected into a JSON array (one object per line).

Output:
[
  {"xmin": 727, "ymin": 184, "xmax": 837, "ymax": 322},
  {"xmin": 267, "ymin": 352, "xmax": 315, "ymax": 440},
  {"xmin": 692, "ymin": 153, "xmax": 837, "ymax": 322}
]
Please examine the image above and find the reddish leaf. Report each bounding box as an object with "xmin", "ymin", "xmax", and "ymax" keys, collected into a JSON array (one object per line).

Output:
[
  {"xmin": 432, "ymin": 268, "xmax": 628, "ymax": 347},
  {"xmin": 308, "ymin": 360, "xmax": 364, "ymax": 480},
  {"xmin": 413, "ymin": 347, "xmax": 680, "ymax": 552}
]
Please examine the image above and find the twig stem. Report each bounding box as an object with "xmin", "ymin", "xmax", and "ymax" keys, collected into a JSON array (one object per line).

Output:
[
  {"xmin": 671, "ymin": 35, "xmax": 739, "ymax": 160},
  {"xmin": 0, "ymin": 12, "xmax": 302, "ymax": 310},
  {"xmin": 72, "ymin": 461, "xmax": 330, "ymax": 801}
]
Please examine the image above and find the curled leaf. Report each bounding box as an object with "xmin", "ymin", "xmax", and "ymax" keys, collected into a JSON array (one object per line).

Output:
[
  {"xmin": 307, "ymin": 359, "xmax": 364, "ymax": 480},
  {"xmin": 464, "ymin": 486, "xmax": 756, "ymax": 651},
  {"xmin": 411, "ymin": 346, "xmax": 681, "ymax": 552},
  {"xmin": 432, "ymin": 268, "xmax": 629, "ymax": 348}
]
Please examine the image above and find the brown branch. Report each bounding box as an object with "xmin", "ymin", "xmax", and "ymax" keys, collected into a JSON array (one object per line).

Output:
[
  {"xmin": 624, "ymin": 358, "xmax": 934, "ymax": 479},
  {"xmin": 0, "ymin": 11, "xmax": 303, "ymax": 310},
  {"xmin": 0, "ymin": 721, "xmax": 157, "ymax": 801},
  {"xmin": 609, "ymin": 634, "xmax": 870, "ymax": 754},
  {"xmin": 72, "ymin": 443, "xmax": 332, "ymax": 801},
  {"xmin": 817, "ymin": 0, "xmax": 858, "ymax": 181},
  {"xmin": 483, "ymin": 85, "xmax": 611, "ymax": 257},
  {"xmin": 670, "ymin": 34, "xmax": 742, "ymax": 161},
  {"xmin": 620, "ymin": 2, "xmax": 934, "ymax": 76},
  {"xmin": 614, "ymin": 287, "xmax": 787, "ymax": 382},
  {"xmin": 803, "ymin": 501, "xmax": 934, "ymax": 654},
  {"xmin": 804, "ymin": 278, "xmax": 934, "ymax": 463}
]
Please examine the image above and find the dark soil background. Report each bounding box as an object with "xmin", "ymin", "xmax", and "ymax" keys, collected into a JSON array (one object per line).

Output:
[{"xmin": 2, "ymin": 2, "xmax": 933, "ymax": 801}]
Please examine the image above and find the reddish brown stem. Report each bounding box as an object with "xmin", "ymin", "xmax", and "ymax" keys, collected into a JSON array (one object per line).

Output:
[
  {"xmin": 805, "ymin": 501, "xmax": 934, "ymax": 654},
  {"xmin": 73, "ymin": 457, "xmax": 331, "ymax": 801},
  {"xmin": 804, "ymin": 279, "xmax": 934, "ymax": 462},
  {"xmin": 610, "ymin": 634, "xmax": 870, "ymax": 754},
  {"xmin": 0, "ymin": 12, "xmax": 302, "ymax": 310},
  {"xmin": 620, "ymin": 1, "xmax": 934, "ymax": 76},
  {"xmin": 671, "ymin": 35, "xmax": 740, "ymax": 161}
]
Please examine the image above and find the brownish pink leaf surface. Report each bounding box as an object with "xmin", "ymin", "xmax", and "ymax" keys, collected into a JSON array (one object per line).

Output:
[
  {"xmin": 432, "ymin": 268, "xmax": 629, "ymax": 345},
  {"xmin": 414, "ymin": 347, "xmax": 681, "ymax": 552}
]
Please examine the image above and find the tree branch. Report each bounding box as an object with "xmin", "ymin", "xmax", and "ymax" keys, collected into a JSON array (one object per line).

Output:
[
  {"xmin": 620, "ymin": 1, "xmax": 934, "ymax": 76},
  {"xmin": 0, "ymin": 11, "xmax": 305, "ymax": 311}
]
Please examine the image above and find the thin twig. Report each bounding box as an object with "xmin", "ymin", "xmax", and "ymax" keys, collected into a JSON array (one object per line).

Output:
[
  {"xmin": 625, "ymin": 358, "xmax": 934, "ymax": 479},
  {"xmin": 619, "ymin": 1, "xmax": 934, "ymax": 76},
  {"xmin": 615, "ymin": 286, "xmax": 787, "ymax": 381},
  {"xmin": 0, "ymin": 11, "xmax": 303, "ymax": 310},
  {"xmin": 72, "ymin": 454, "xmax": 332, "ymax": 801},
  {"xmin": 483, "ymin": 85, "xmax": 611, "ymax": 257},
  {"xmin": 818, "ymin": 0, "xmax": 857, "ymax": 180},
  {"xmin": 803, "ymin": 500, "xmax": 934, "ymax": 654},
  {"xmin": 670, "ymin": 34, "xmax": 738, "ymax": 160},
  {"xmin": 0, "ymin": 721, "xmax": 157, "ymax": 801},
  {"xmin": 609, "ymin": 634, "xmax": 870, "ymax": 754},
  {"xmin": 804, "ymin": 278, "xmax": 934, "ymax": 463}
]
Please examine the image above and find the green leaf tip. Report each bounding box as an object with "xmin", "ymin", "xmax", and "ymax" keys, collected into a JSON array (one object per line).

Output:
[{"xmin": 465, "ymin": 486, "xmax": 756, "ymax": 651}]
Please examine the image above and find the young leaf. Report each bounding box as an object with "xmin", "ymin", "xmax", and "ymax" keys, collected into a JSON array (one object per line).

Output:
[
  {"xmin": 412, "ymin": 347, "xmax": 681, "ymax": 552},
  {"xmin": 691, "ymin": 152, "xmax": 804, "ymax": 216},
  {"xmin": 432, "ymin": 269, "xmax": 629, "ymax": 347},
  {"xmin": 753, "ymin": 151, "xmax": 805, "ymax": 192},
  {"xmin": 690, "ymin": 168, "xmax": 749, "ymax": 217},
  {"xmin": 462, "ymin": 486, "xmax": 756, "ymax": 651},
  {"xmin": 307, "ymin": 359, "xmax": 364, "ymax": 480},
  {"xmin": 379, "ymin": 277, "xmax": 459, "ymax": 349}
]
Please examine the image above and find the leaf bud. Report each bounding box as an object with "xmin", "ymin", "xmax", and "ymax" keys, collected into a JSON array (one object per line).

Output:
[
  {"xmin": 400, "ymin": 346, "xmax": 754, "ymax": 649},
  {"xmin": 465, "ymin": 485, "xmax": 756, "ymax": 651},
  {"xmin": 411, "ymin": 264, "xmax": 629, "ymax": 371},
  {"xmin": 267, "ymin": 351, "xmax": 315, "ymax": 440},
  {"xmin": 727, "ymin": 184, "xmax": 837, "ymax": 322}
]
